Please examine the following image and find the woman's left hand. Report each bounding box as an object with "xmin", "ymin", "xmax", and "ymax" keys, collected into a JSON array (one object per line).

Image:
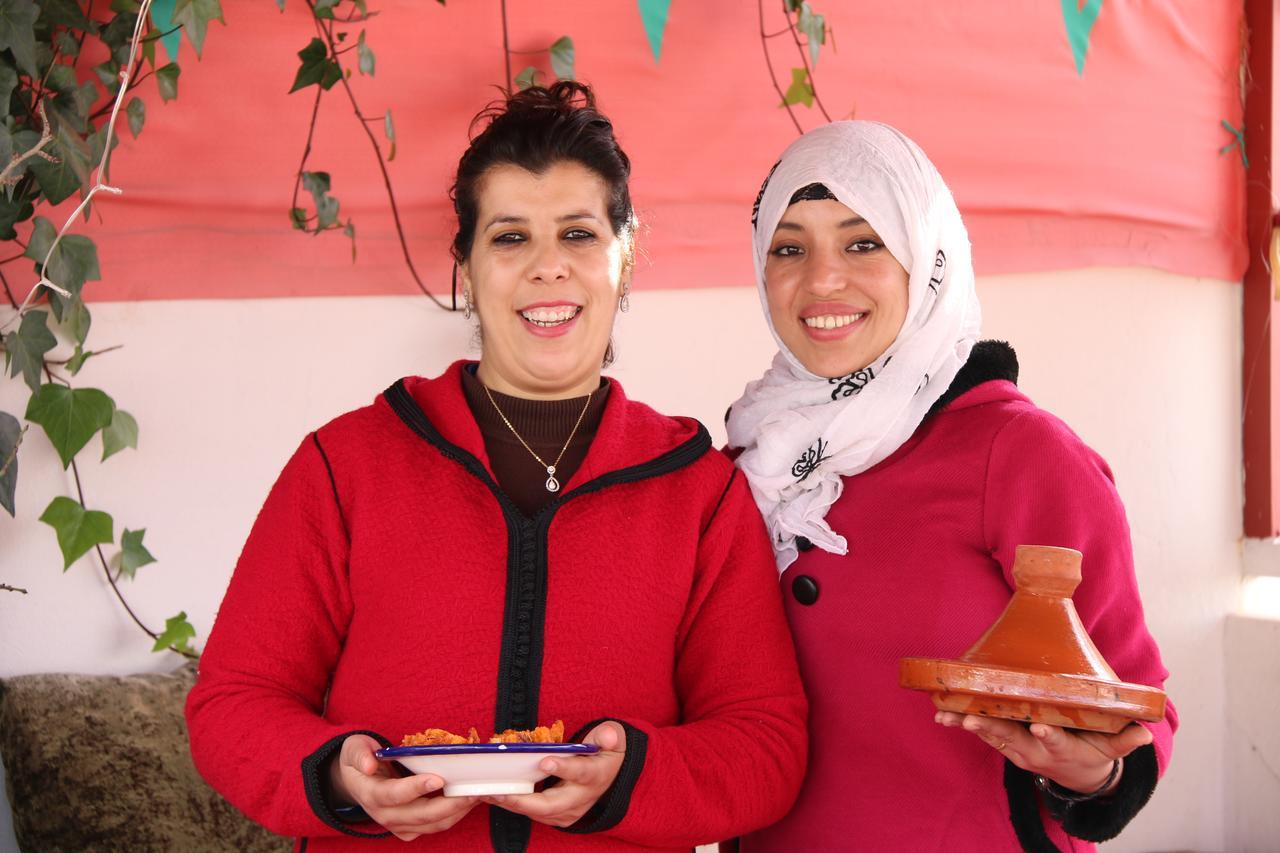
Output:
[
  {"xmin": 935, "ymin": 711, "xmax": 1153, "ymax": 794},
  {"xmin": 481, "ymin": 721, "xmax": 627, "ymax": 828}
]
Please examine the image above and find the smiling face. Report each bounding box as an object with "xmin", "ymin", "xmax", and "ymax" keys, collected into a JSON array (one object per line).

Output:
[
  {"xmin": 462, "ymin": 161, "xmax": 629, "ymax": 399},
  {"xmin": 764, "ymin": 198, "xmax": 910, "ymax": 379}
]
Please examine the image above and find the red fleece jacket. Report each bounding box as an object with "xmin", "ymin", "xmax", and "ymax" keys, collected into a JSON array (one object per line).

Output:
[
  {"xmin": 186, "ymin": 362, "xmax": 808, "ymax": 852},
  {"xmin": 743, "ymin": 369, "xmax": 1176, "ymax": 853}
]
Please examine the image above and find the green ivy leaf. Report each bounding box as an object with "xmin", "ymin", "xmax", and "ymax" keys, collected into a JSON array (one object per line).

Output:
[
  {"xmin": 63, "ymin": 294, "xmax": 90, "ymax": 345},
  {"xmin": 25, "ymin": 216, "xmax": 101, "ymax": 308},
  {"xmin": 0, "ymin": 191, "xmax": 33, "ymax": 240},
  {"xmin": 3, "ymin": 309, "xmax": 56, "ymax": 392},
  {"xmin": 112, "ymin": 527, "xmax": 155, "ymax": 579},
  {"xmin": 53, "ymin": 28, "xmax": 80, "ymax": 57},
  {"xmin": 356, "ymin": 29, "xmax": 374, "ymax": 76},
  {"xmin": 0, "ymin": 0, "xmax": 40, "ymax": 78},
  {"xmin": 549, "ymin": 35, "xmax": 574, "ymax": 80},
  {"xmin": 109, "ymin": 0, "xmax": 140, "ymax": 13},
  {"xmin": 273, "ymin": 0, "xmax": 283, "ymax": 9},
  {"xmin": 312, "ymin": 0, "xmax": 337, "ymax": 19},
  {"xmin": 289, "ymin": 37, "xmax": 339, "ymax": 93},
  {"xmin": 94, "ymin": 58, "xmax": 121, "ymax": 94},
  {"xmin": 384, "ymin": 108, "xmax": 395, "ymax": 161},
  {"xmin": 172, "ymin": 0, "xmax": 222, "ymax": 59},
  {"xmin": 39, "ymin": 495, "xmax": 113, "ymax": 570},
  {"xmin": 45, "ymin": 64, "xmax": 97, "ymax": 134},
  {"xmin": 796, "ymin": 3, "xmax": 825, "ymax": 68},
  {"xmin": 65, "ymin": 343, "xmax": 90, "ymax": 374},
  {"xmin": 514, "ymin": 65, "xmax": 537, "ymax": 91},
  {"xmin": 288, "ymin": 206, "xmax": 307, "ymax": 229},
  {"xmin": 24, "ymin": 383, "xmax": 115, "ymax": 469},
  {"xmin": 0, "ymin": 410, "xmax": 21, "ymax": 516},
  {"xmin": 781, "ymin": 67, "xmax": 814, "ymax": 108},
  {"xmin": 99, "ymin": 9, "xmax": 138, "ymax": 58},
  {"xmin": 153, "ymin": 610, "xmax": 195, "ymax": 653},
  {"xmin": 38, "ymin": 0, "xmax": 94, "ymax": 31},
  {"xmin": 344, "ymin": 220, "xmax": 355, "ymax": 261},
  {"xmin": 784, "ymin": 0, "xmax": 801, "ymax": 10},
  {"xmin": 126, "ymin": 96, "xmax": 145, "ymax": 138},
  {"xmin": 29, "ymin": 125, "xmax": 94, "ymax": 205},
  {"xmin": 5, "ymin": 126, "xmax": 38, "ymax": 177},
  {"xmin": 0, "ymin": 60, "xmax": 17, "ymax": 109},
  {"xmin": 301, "ymin": 171, "xmax": 339, "ymax": 229},
  {"xmin": 155, "ymin": 62, "xmax": 180, "ymax": 101},
  {"xmin": 85, "ymin": 129, "xmax": 118, "ymax": 197},
  {"xmin": 101, "ymin": 407, "xmax": 136, "ymax": 460}
]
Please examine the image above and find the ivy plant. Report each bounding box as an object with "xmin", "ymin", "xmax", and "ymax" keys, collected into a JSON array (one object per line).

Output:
[{"xmin": 0, "ymin": 0, "xmax": 222, "ymax": 658}]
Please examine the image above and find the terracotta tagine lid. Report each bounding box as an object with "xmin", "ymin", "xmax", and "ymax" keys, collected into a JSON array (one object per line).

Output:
[{"xmin": 899, "ymin": 544, "xmax": 1166, "ymax": 734}]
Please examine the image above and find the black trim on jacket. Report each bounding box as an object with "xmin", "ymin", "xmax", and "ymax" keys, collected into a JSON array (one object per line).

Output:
[
  {"xmin": 923, "ymin": 339, "xmax": 1020, "ymax": 421},
  {"xmin": 1004, "ymin": 742, "xmax": 1161, "ymax": 852},
  {"xmin": 555, "ymin": 718, "xmax": 650, "ymax": 835},
  {"xmin": 1060, "ymin": 743, "xmax": 1159, "ymax": 841},
  {"xmin": 300, "ymin": 729, "xmax": 393, "ymax": 839},
  {"xmin": 385, "ymin": 379, "xmax": 712, "ymax": 852},
  {"xmin": 311, "ymin": 432, "xmax": 350, "ymax": 538},
  {"xmin": 703, "ymin": 468, "xmax": 740, "ymax": 537}
]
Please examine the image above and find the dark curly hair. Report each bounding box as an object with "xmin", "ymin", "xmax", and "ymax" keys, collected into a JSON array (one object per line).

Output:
[{"xmin": 450, "ymin": 81, "xmax": 636, "ymax": 264}]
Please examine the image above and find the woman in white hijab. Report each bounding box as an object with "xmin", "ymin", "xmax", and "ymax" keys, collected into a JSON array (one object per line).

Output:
[{"xmin": 728, "ymin": 121, "xmax": 1176, "ymax": 852}]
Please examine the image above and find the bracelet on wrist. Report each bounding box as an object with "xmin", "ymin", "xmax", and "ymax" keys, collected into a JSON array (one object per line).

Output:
[{"xmin": 1034, "ymin": 757, "xmax": 1122, "ymax": 804}]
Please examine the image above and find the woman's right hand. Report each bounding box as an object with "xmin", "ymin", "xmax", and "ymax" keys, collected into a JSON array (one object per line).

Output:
[{"xmin": 331, "ymin": 734, "xmax": 479, "ymax": 841}]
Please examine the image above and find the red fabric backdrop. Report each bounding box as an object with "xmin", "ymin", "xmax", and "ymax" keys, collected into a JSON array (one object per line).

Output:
[{"xmin": 62, "ymin": 0, "xmax": 1246, "ymax": 302}]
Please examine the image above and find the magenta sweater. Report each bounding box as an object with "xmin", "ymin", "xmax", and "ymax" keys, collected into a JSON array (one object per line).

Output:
[
  {"xmin": 742, "ymin": 343, "xmax": 1176, "ymax": 853},
  {"xmin": 186, "ymin": 362, "xmax": 808, "ymax": 852}
]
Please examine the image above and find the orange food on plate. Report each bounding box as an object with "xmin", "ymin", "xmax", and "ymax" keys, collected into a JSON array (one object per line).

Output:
[
  {"xmin": 400, "ymin": 721, "xmax": 563, "ymax": 747},
  {"xmin": 489, "ymin": 720, "xmax": 564, "ymax": 744},
  {"xmin": 400, "ymin": 726, "xmax": 482, "ymax": 746}
]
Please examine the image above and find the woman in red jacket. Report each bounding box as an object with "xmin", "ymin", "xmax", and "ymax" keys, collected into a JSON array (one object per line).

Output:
[
  {"xmin": 185, "ymin": 82, "xmax": 807, "ymax": 852},
  {"xmin": 727, "ymin": 121, "xmax": 1175, "ymax": 851}
]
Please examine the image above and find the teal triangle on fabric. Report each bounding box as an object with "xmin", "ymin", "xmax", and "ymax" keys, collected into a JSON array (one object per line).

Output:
[
  {"xmin": 638, "ymin": 0, "xmax": 672, "ymax": 63},
  {"xmin": 1060, "ymin": 0, "xmax": 1102, "ymax": 76},
  {"xmin": 150, "ymin": 0, "xmax": 183, "ymax": 63}
]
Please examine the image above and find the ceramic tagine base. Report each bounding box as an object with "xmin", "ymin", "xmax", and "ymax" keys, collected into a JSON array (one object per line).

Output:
[{"xmin": 899, "ymin": 545, "xmax": 1166, "ymax": 734}]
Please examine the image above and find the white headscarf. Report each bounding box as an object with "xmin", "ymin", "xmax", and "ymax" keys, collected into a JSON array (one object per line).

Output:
[{"xmin": 727, "ymin": 121, "xmax": 982, "ymax": 573}]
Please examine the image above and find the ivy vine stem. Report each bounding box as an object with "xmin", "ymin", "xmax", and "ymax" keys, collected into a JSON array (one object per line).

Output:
[
  {"xmin": 291, "ymin": 83, "xmax": 324, "ymax": 215},
  {"xmin": 41, "ymin": 364, "xmax": 195, "ymax": 659},
  {"xmin": 0, "ymin": 268, "xmax": 19, "ymax": 309},
  {"xmin": 500, "ymin": 0, "xmax": 513, "ymax": 94},
  {"xmin": 759, "ymin": 0, "xmax": 803, "ymax": 134},
  {"xmin": 1, "ymin": 0, "xmax": 158, "ymax": 332},
  {"xmin": 783, "ymin": 0, "xmax": 832, "ymax": 122},
  {"xmin": 0, "ymin": 584, "xmax": 28, "ymax": 594},
  {"xmin": 304, "ymin": 0, "xmax": 449, "ymax": 309}
]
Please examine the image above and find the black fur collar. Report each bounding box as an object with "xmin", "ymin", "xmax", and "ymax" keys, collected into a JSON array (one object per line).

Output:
[{"xmin": 924, "ymin": 339, "xmax": 1019, "ymax": 420}]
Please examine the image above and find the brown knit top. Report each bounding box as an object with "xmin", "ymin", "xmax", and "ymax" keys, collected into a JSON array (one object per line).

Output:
[{"xmin": 460, "ymin": 364, "xmax": 611, "ymax": 516}]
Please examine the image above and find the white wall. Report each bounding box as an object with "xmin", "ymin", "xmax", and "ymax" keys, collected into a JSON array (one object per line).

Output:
[{"xmin": 0, "ymin": 267, "xmax": 1253, "ymax": 851}]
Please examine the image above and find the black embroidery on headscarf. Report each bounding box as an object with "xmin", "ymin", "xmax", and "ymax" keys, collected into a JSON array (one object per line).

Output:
[
  {"xmin": 750, "ymin": 159, "xmax": 782, "ymax": 231},
  {"xmin": 789, "ymin": 182, "xmax": 837, "ymax": 204},
  {"xmin": 928, "ymin": 249, "xmax": 946, "ymax": 293},
  {"xmin": 791, "ymin": 438, "xmax": 832, "ymax": 482},
  {"xmin": 828, "ymin": 356, "xmax": 890, "ymax": 401}
]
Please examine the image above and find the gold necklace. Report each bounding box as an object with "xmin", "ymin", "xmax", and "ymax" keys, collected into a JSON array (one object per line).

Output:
[{"xmin": 482, "ymin": 384, "xmax": 594, "ymax": 493}]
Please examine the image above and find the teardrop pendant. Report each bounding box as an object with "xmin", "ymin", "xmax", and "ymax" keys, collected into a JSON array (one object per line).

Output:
[{"xmin": 545, "ymin": 465, "xmax": 560, "ymax": 493}]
